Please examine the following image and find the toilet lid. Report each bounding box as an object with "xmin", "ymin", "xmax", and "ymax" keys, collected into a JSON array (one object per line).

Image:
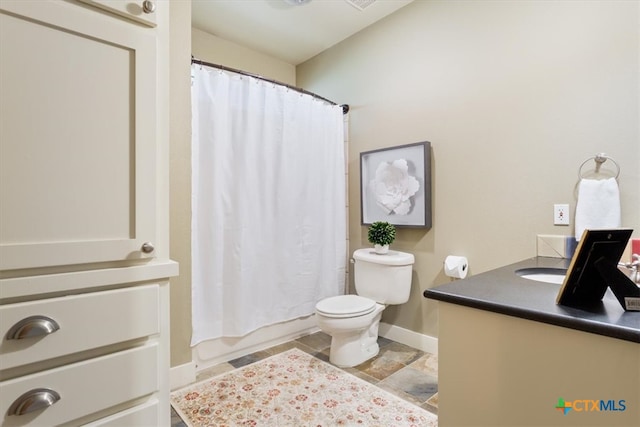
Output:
[{"xmin": 316, "ymin": 295, "xmax": 376, "ymax": 318}]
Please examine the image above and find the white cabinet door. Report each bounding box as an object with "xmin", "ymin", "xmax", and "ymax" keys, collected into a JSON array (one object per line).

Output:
[
  {"xmin": 78, "ymin": 0, "xmax": 158, "ymax": 27},
  {"xmin": 0, "ymin": 0, "xmax": 157, "ymax": 270}
]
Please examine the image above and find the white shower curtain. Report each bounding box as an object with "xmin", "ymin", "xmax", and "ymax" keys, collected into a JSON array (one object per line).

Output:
[{"xmin": 191, "ymin": 65, "xmax": 346, "ymax": 345}]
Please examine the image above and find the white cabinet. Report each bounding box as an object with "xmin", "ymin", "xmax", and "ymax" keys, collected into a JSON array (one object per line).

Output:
[
  {"xmin": 78, "ymin": 0, "xmax": 158, "ymax": 27},
  {"xmin": 0, "ymin": 0, "xmax": 157, "ymax": 271},
  {"xmin": 0, "ymin": 269, "xmax": 176, "ymax": 426},
  {"xmin": 0, "ymin": 1, "xmax": 176, "ymax": 425}
]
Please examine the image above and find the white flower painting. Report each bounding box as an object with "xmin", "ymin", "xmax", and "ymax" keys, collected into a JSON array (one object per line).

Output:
[
  {"xmin": 360, "ymin": 141, "xmax": 431, "ymax": 228},
  {"xmin": 370, "ymin": 159, "xmax": 420, "ymax": 215}
]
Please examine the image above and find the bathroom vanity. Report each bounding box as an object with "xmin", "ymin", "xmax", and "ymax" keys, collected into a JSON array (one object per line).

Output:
[{"xmin": 425, "ymin": 257, "xmax": 640, "ymax": 427}]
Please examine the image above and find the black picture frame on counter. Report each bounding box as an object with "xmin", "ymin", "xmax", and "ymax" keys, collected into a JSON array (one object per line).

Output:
[
  {"xmin": 360, "ymin": 141, "xmax": 431, "ymax": 228},
  {"xmin": 556, "ymin": 228, "xmax": 640, "ymax": 311}
]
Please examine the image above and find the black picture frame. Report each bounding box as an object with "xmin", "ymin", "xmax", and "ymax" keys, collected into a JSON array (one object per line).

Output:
[
  {"xmin": 556, "ymin": 228, "xmax": 639, "ymax": 311},
  {"xmin": 360, "ymin": 141, "xmax": 431, "ymax": 228}
]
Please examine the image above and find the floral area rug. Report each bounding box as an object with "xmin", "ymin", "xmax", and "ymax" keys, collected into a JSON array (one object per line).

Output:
[{"xmin": 171, "ymin": 348, "xmax": 438, "ymax": 427}]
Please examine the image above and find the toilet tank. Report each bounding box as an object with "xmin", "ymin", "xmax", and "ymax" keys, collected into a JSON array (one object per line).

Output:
[{"xmin": 353, "ymin": 248, "xmax": 415, "ymax": 304}]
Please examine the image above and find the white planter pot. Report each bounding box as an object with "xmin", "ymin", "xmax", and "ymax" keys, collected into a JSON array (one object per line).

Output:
[{"xmin": 374, "ymin": 244, "xmax": 389, "ymax": 254}]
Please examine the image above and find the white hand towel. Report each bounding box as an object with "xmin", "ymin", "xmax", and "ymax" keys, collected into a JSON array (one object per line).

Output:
[{"xmin": 574, "ymin": 177, "xmax": 621, "ymax": 241}]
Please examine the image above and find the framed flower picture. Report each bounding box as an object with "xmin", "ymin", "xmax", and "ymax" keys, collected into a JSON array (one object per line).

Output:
[{"xmin": 360, "ymin": 141, "xmax": 431, "ymax": 228}]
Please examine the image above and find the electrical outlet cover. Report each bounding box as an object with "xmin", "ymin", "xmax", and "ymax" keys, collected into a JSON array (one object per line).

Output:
[{"xmin": 554, "ymin": 204, "xmax": 570, "ymax": 225}]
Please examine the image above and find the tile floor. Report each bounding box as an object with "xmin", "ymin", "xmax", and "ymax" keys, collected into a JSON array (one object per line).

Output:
[{"xmin": 170, "ymin": 331, "xmax": 438, "ymax": 426}]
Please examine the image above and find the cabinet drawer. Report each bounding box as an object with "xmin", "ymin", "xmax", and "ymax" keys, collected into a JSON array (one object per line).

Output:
[
  {"xmin": 0, "ymin": 344, "xmax": 158, "ymax": 426},
  {"xmin": 85, "ymin": 399, "xmax": 159, "ymax": 426},
  {"xmin": 0, "ymin": 285, "xmax": 159, "ymax": 370}
]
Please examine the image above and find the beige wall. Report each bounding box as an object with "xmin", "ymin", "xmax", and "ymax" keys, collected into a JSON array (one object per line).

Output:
[
  {"xmin": 297, "ymin": 0, "xmax": 640, "ymax": 338},
  {"xmin": 169, "ymin": 0, "xmax": 192, "ymax": 368},
  {"xmin": 171, "ymin": 0, "xmax": 639, "ymax": 366},
  {"xmin": 192, "ymin": 27, "xmax": 296, "ymax": 85}
]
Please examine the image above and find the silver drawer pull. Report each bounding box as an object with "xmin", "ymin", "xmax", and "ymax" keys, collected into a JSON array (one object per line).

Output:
[
  {"xmin": 8, "ymin": 388, "xmax": 61, "ymax": 416},
  {"xmin": 6, "ymin": 315, "xmax": 60, "ymax": 340}
]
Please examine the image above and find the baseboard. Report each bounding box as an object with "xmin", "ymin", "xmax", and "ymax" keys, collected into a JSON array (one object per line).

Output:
[
  {"xmin": 172, "ymin": 321, "xmax": 436, "ymax": 390},
  {"xmin": 379, "ymin": 322, "xmax": 438, "ymax": 355},
  {"xmin": 170, "ymin": 361, "xmax": 196, "ymax": 391}
]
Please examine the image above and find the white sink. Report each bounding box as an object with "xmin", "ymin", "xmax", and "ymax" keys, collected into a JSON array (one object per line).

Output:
[{"xmin": 515, "ymin": 268, "xmax": 567, "ymax": 284}]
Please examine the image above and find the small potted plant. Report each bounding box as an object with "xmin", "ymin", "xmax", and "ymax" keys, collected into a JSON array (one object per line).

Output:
[{"xmin": 368, "ymin": 221, "xmax": 396, "ymax": 254}]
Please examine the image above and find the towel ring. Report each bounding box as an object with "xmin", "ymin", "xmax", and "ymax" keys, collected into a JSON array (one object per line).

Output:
[{"xmin": 578, "ymin": 153, "xmax": 620, "ymax": 180}]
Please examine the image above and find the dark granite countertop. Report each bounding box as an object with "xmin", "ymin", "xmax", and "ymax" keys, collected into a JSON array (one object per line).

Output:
[{"xmin": 424, "ymin": 257, "xmax": 640, "ymax": 343}]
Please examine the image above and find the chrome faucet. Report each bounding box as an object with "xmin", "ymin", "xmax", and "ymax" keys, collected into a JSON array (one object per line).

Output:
[{"xmin": 619, "ymin": 254, "xmax": 640, "ymax": 285}]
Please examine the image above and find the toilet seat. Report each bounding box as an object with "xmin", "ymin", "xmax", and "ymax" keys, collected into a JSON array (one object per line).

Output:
[{"xmin": 315, "ymin": 295, "xmax": 377, "ymax": 318}]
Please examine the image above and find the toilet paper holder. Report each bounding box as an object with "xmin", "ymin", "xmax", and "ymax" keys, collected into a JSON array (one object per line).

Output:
[{"xmin": 444, "ymin": 255, "xmax": 468, "ymax": 279}]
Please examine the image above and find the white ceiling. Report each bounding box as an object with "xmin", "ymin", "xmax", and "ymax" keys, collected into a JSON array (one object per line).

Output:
[{"xmin": 192, "ymin": 0, "xmax": 415, "ymax": 65}]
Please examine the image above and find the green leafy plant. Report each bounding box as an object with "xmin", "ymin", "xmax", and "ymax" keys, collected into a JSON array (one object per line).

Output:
[{"xmin": 367, "ymin": 221, "xmax": 396, "ymax": 246}]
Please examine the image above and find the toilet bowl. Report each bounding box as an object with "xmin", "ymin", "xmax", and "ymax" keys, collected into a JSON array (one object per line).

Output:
[
  {"xmin": 316, "ymin": 295, "xmax": 385, "ymax": 367},
  {"xmin": 315, "ymin": 248, "xmax": 415, "ymax": 368}
]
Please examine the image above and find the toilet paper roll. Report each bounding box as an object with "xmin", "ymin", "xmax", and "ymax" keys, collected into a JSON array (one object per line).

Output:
[{"xmin": 444, "ymin": 255, "xmax": 468, "ymax": 279}]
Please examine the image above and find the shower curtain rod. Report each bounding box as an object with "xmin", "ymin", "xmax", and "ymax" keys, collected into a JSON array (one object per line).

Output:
[{"xmin": 191, "ymin": 57, "xmax": 349, "ymax": 114}]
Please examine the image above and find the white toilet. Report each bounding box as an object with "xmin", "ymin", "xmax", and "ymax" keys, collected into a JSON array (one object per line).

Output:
[{"xmin": 315, "ymin": 248, "xmax": 415, "ymax": 367}]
